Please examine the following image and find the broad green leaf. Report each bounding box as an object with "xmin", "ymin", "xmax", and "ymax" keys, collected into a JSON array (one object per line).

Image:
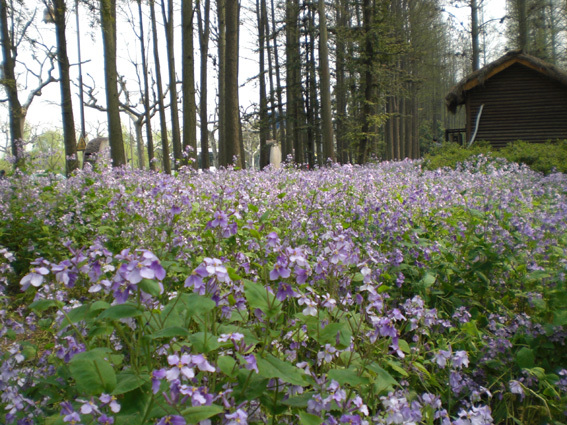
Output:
[
  {"xmin": 328, "ymin": 368, "xmax": 369, "ymax": 386},
  {"xmin": 177, "ymin": 293, "xmax": 216, "ymax": 318},
  {"xmin": 188, "ymin": 332, "xmax": 220, "ymax": 353},
  {"xmin": 281, "ymin": 392, "xmax": 314, "ymax": 408},
  {"xmin": 516, "ymin": 347, "xmax": 535, "ymax": 369},
  {"xmin": 113, "ymin": 371, "xmax": 148, "ymax": 395},
  {"xmin": 98, "ymin": 304, "xmax": 142, "ymax": 320},
  {"xmin": 227, "ymin": 267, "xmax": 242, "ymax": 281},
  {"xmin": 256, "ymin": 353, "xmax": 305, "ymax": 386},
  {"xmin": 182, "ymin": 405, "xmax": 223, "ymax": 423},
  {"xmin": 217, "ymin": 355, "xmax": 237, "ymax": 377},
  {"xmin": 70, "ymin": 347, "xmax": 113, "ymax": 362},
  {"xmin": 386, "ymin": 360, "xmax": 409, "ymax": 377},
  {"xmin": 69, "ymin": 357, "xmax": 116, "ymax": 395},
  {"xmin": 244, "ymin": 280, "xmax": 281, "ymax": 318},
  {"xmin": 298, "ymin": 411, "xmax": 323, "ymax": 425},
  {"xmin": 367, "ymin": 362, "xmax": 399, "ymax": 394},
  {"xmin": 139, "ymin": 278, "xmax": 162, "ymax": 297},
  {"xmin": 29, "ymin": 299, "xmax": 60, "ymax": 313},
  {"xmin": 150, "ymin": 326, "xmax": 190, "ymax": 340}
]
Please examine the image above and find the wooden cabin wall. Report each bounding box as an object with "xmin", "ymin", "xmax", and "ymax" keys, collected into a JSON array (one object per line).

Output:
[{"xmin": 465, "ymin": 63, "xmax": 567, "ymax": 148}]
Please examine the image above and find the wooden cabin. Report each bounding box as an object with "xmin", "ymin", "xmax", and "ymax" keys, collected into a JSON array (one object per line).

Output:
[{"xmin": 445, "ymin": 50, "xmax": 567, "ymax": 148}]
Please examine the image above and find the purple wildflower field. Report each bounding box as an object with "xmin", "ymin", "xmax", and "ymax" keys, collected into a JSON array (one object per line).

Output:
[{"xmin": 1, "ymin": 156, "xmax": 567, "ymax": 425}]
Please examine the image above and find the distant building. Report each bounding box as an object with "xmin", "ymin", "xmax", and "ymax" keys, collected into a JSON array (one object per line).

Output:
[
  {"xmin": 83, "ymin": 137, "xmax": 109, "ymax": 167},
  {"xmin": 445, "ymin": 50, "xmax": 567, "ymax": 148}
]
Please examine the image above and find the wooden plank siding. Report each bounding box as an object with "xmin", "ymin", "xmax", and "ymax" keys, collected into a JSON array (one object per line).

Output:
[{"xmin": 465, "ymin": 63, "xmax": 567, "ymax": 148}]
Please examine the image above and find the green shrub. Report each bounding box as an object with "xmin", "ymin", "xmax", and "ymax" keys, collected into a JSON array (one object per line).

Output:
[{"xmin": 424, "ymin": 140, "xmax": 567, "ymax": 175}]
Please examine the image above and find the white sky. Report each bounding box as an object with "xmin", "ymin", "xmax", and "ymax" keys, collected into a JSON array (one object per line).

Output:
[{"xmin": 1, "ymin": 0, "xmax": 507, "ymax": 143}]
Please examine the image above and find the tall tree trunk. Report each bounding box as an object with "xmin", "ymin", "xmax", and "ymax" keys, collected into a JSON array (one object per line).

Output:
[
  {"xmin": 257, "ymin": 0, "xmax": 269, "ymax": 168},
  {"xmin": 318, "ymin": 0, "xmax": 334, "ymax": 163},
  {"xmin": 285, "ymin": 0, "xmax": 300, "ymax": 162},
  {"xmin": 101, "ymin": 0, "xmax": 126, "ymax": 167},
  {"xmin": 471, "ymin": 0, "xmax": 480, "ymax": 70},
  {"xmin": 269, "ymin": 0, "xmax": 286, "ymax": 153},
  {"xmin": 53, "ymin": 0, "xmax": 79, "ymax": 176},
  {"xmin": 150, "ymin": 0, "xmax": 171, "ymax": 173},
  {"xmin": 161, "ymin": 0, "xmax": 182, "ymax": 168},
  {"xmin": 517, "ymin": 0, "xmax": 527, "ymax": 51},
  {"xmin": 137, "ymin": 0, "xmax": 155, "ymax": 170},
  {"xmin": 335, "ymin": 0, "xmax": 348, "ymax": 163},
  {"xmin": 183, "ymin": 0, "xmax": 198, "ymax": 168},
  {"xmin": 358, "ymin": 0, "xmax": 374, "ymax": 164},
  {"xmin": 0, "ymin": 0, "xmax": 24, "ymax": 169},
  {"xmin": 222, "ymin": 0, "xmax": 243, "ymax": 167},
  {"xmin": 217, "ymin": 0, "xmax": 226, "ymax": 166},
  {"xmin": 197, "ymin": 0, "xmax": 211, "ymax": 169}
]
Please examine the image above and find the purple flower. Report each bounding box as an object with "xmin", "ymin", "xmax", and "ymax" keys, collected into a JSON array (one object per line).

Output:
[
  {"xmin": 184, "ymin": 264, "xmax": 208, "ymax": 290},
  {"xmin": 210, "ymin": 210, "xmax": 228, "ymax": 228},
  {"xmin": 20, "ymin": 266, "xmax": 49, "ymax": 290},
  {"xmin": 204, "ymin": 257, "xmax": 229, "ymax": 282},
  {"xmin": 52, "ymin": 260, "xmax": 78, "ymax": 287},
  {"xmin": 166, "ymin": 354, "xmax": 195, "ymax": 381},
  {"xmin": 509, "ymin": 380, "xmax": 524, "ymax": 399},
  {"xmin": 242, "ymin": 354, "xmax": 259, "ymax": 373},
  {"xmin": 157, "ymin": 415, "xmax": 186, "ymax": 425},
  {"xmin": 99, "ymin": 394, "xmax": 120, "ymax": 413},
  {"xmin": 269, "ymin": 261, "xmax": 291, "ymax": 280},
  {"xmin": 226, "ymin": 409, "xmax": 248, "ymax": 425},
  {"xmin": 453, "ymin": 350, "xmax": 469, "ymax": 369},
  {"xmin": 98, "ymin": 414, "xmax": 114, "ymax": 425},
  {"xmin": 191, "ymin": 354, "xmax": 216, "ymax": 372},
  {"xmin": 276, "ymin": 283, "xmax": 297, "ymax": 301},
  {"xmin": 433, "ymin": 349, "xmax": 452, "ymax": 368},
  {"xmin": 151, "ymin": 369, "xmax": 166, "ymax": 394}
]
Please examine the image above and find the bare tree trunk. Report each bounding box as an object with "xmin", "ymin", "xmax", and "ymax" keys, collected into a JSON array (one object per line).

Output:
[
  {"xmin": 223, "ymin": 0, "xmax": 243, "ymax": 167},
  {"xmin": 197, "ymin": 0, "xmax": 211, "ymax": 169},
  {"xmin": 285, "ymin": 0, "xmax": 300, "ymax": 162},
  {"xmin": 1, "ymin": 0, "xmax": 24, "ymax": 169},
  {"xmin": 53, "ymin": 0, "xmax": 79, "ymax": 176},
  {"xmin": 150, "ymin": 0, "xmax": 171, "ymax": 173},
  {"xmin": 471, "ymin": 0, "xmax": 480, "ymax": 70},
  {"xmin": 161, "ymin": 0, "xmax": 182, "ymax": 168},
  {"xmin": 257, "ymin": 0, "xmax": 269, "ymax": 168},
  {"xmin": 358, "ymin": 0, "xmax": 373, "ymax": 164},
  {"xmin": 517, "ymin": 0, "xmax": 527, "ymax": 52},
  {"xmin": 217, "ymin": 0, "xmax": 226, "ymax": 166},
  {"xmin": 318, "ymin": 0, "xmax": 334, "ymax": 164},
  {"xmin": 269, "ymin": 0, "xmax": 286, "ymax": 153},
  {"xmin": 101, "ymin": 0, "xmax": 126, "ymax": 167},
  {"xmin": 137, "ymin": 0, "xmax": 155, "ymax": 170},
  {"xmin": 183, "ymin": 0, "xmax": 198, "ymax": 168},
  {"xmin": 335, "ymin": 0, "xmax": 348, "ymax": 163}
]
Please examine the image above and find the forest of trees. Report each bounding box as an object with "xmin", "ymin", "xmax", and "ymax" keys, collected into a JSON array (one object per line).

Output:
[{"xmin": 1, "ymin": 0, "xmax": 567, "ymax": 175}]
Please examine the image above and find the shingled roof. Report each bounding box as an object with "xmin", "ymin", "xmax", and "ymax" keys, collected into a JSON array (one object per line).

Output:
[{"xmin": 445, "ymin": 50, "xmax": 567, "ymax": 113}]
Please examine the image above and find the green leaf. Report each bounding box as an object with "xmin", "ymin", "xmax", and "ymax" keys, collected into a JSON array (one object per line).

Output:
[
  {"xmin": 139, "ymin": 279, "xmax": 162, "ymax": 297},
  {"xmin": 188, "ymin": 332, "xmax": 220, "ymax": 353},
  {"xmin": 516, "ymin": 347, "xmax": 535, "ymax": 369},
  {"xmin": 256, "ymin": 353, "xmax": 306, "ymax": 386},
  {"xmin": 281, "ymin": 392, "xmax": 314, "ymax": 408},
  {"xmin": 113, "ymin": 371, "xmax": 148, "ymax": 395},
  {"xmin": 182, "ymin": 405, "xmax": 223, "ymax": 424},
  {"xmin": 227, "ymin": 267, "xmax": 242, "ymax": 281},
  {"xmin": 217, "ymin": 355, "xmax": 238, "ymax": 377},
  {"xmin": 249, "ymin": 228, "xmax": 261, "ymax": 239},
  {"xmin": 244, "ymin": 280, "xmax": 281, "ymax": 318},
  {"xmin": 69, "ymin": 356, "xmax": 116, "ymax": 395},
  {"xmin": 178, "ymin": 293, "xmax": 216, "ymax": 318},
  {"xmin": 386, "ymin": 360, "xmax": 409, "ymax": 377},
  {"xmin": 150, "ymin": 326, "xmax": 190, "ymax": 340},
  {"xmin": 298, "ymin": 411, "xmax": 323, "ymax": 425},
  {"xmin": 328, "ymin": 368, "xmax": 369, "ymax": 386},
  {"xmin": 367, "ymin": 362, "xmax": 399, "ymax": 394},
  {"xmin": 98, "ymin": 304, "xmax": 142, "ymax": 320},
  {"xmin": 248, "ymin": 204, "xmax": 259, "ymax": 213},
  {"xmin": 29, "ymin": 299, "xmax": 60, "ymax": 312}
]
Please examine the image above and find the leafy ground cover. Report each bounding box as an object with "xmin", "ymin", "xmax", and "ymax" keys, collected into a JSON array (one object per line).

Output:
[{"xmin": 1, "ymin": 157, "xmax": 566, "ymax": 425}]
